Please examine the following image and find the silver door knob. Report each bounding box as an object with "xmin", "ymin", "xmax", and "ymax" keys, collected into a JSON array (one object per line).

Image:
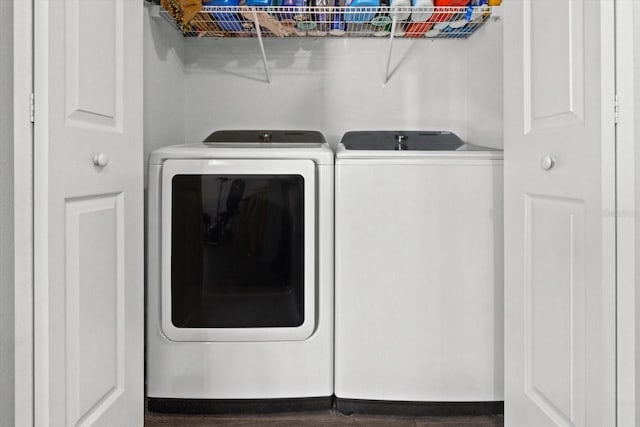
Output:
[
  {"xmin": 541, "ymin": 156, "xmax": 555, "ymax": 171},
  {"xmin": 92, "ymin": 153, "xmax": 109, "ymax": 168}
]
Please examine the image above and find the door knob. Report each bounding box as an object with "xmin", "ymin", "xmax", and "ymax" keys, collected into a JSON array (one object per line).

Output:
[
  {"xmin": 92, "ymin": 153, "xmax": 109, "ymax": 168},
  {"xmin": 541, "ymin": 156, "xmax": 555, "ymax": 171}
]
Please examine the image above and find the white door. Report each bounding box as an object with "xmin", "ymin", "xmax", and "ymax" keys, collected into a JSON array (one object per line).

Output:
[
  {"xmin": 33, "ymin": 0, "xmax": 143, "ymax": 425},
  {"xmin": 503, "ymin": 0, "xmax": 616, "ymax": 426}
]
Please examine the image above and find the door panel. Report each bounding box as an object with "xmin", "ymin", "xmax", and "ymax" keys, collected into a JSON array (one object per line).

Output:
[
  {"xmin": 64, "ymin": 0, "xmax": 123, "ymax": 130},
  {"xmin": 524, "ymin": 195, "xmax": 585, "ymax": 427},
  {"xmin": 65, "ymin": 194, "xmax": 125, "ymax": 426},
  {"xmin": 526, "ymin": 0, "xmax": 584, "ymax": 132},
  {"xmin": 34, "ymin": 0, "xmax": 143, "ymax": 425},
  {"xmin": 504, "ymin": 0, "xmax": 616, "ymax": 425}
]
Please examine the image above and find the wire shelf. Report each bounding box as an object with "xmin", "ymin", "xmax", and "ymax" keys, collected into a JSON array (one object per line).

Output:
[{"xmin": 161, "ymin": 5, "xmax": 492, "ymax": 39}]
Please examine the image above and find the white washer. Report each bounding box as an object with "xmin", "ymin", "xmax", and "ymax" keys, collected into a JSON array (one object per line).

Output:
[
  {"xmin": 334, "ymin": 131, "xmax": 504, "ymax": 412},
  {"xmin": 147, "ymin": 130, "xmax": 334, "ymax": 412}
]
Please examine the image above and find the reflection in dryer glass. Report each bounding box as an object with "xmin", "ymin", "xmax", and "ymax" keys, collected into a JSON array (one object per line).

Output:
[{"xmin": 171, "ymin": 174, "xmax": 305, "ymax": 328}]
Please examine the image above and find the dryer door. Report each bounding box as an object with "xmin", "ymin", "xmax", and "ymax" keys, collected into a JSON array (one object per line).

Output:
[{"xmin": 161, "ymin": 159, "xmax": 316, "ymax": 342}]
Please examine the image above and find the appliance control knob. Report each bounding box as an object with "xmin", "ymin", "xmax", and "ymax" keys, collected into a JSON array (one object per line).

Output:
[
  {"xmin": 395, "ymin": 134, "xmax": 408, "ymax": 151},
  {"xmin": 92, "ymin": 153, "xmax": 109, "ymax": 168},
  {"xmin": 541, "ymin": 155, "xmax": 556, "ymax": 171},
  {"xmin": 259, "ymin": 132, "xmax": 272, "ymax": 142}
]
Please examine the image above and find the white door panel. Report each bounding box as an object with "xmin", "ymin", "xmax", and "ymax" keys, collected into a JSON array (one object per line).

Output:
[
  {"xmin": 523, "ymin": 195, "xmax": 586, "ymax": 426},
  {"xmin": 526, "ymin": 0, "xmax": 584, "ymax": 132},
  {"xmin": 34, "ymin": 0, "xmax": 143, "ymax": 425},
  {"xmin": 504, "ymin": 0, "xmax": 616, "ymax": 425},
  {"xmin": 64, "ymin": 194, "xmax": 125, "ymax": 427},
  {"xmin": 64, "ymin": 0, "xmax": 122, "ymax": 129}
]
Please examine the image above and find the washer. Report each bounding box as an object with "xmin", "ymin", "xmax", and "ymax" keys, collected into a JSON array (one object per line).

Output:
[
  {"xmin": 146, "ymin": 130, "xmax": 334, "ymax": 412},
  {"xmin": 334, "ymin": 131, "xmax": 504, "ymax": 412}
]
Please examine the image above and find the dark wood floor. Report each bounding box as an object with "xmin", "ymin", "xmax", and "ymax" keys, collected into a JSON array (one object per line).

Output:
[{"xmin": 145, "ymin": 410, "xmax": 504, "ymax": 426}]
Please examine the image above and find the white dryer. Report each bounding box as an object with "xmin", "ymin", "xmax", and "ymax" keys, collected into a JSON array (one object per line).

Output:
[
  {"xmin": 334, "ymin": 131, "xmax": 504, "ymax": 415},
  {"xmin": 146, "ymin": 130, "xmax": 334, "ymax": 412}
]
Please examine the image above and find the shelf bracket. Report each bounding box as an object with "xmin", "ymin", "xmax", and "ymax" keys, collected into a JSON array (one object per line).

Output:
[
  {"xmin": 383, "ymin": 15, "xmax": 398, "ymax": 86},
  {"xmin": 252, "ymin": 11, "xmax": 272, "ymax": 84},
  {"xmin": 149, "ymin": 3, "xmax": 161, "ymax": 18}
]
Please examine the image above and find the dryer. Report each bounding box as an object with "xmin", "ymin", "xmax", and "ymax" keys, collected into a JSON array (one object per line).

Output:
[
  {"xmin": 334, "ymin": 131, "xmax": 504, "ymax": 414},
  {"xmin": 146, "ymin": 130, "xmax": 334, "ymax": 412}
]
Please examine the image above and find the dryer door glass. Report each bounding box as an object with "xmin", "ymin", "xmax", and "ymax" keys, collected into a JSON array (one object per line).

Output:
[{"xmin": 171, "ymin": 174, "xmax": 305, "ymax": 328}]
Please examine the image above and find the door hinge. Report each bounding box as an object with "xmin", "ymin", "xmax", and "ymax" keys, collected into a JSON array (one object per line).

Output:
[
  {"xmin": 614, "ymin": 94, "xmax": 620, "ymax": 124},
  {"xmin": 29, "ymin": 93, "xmax": 34, "ymax": 123}
]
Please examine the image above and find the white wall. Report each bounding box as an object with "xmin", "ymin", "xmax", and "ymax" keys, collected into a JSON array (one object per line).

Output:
[
  {"xmin": 466, "ymin": 11, "xmax": 503, "ymax": 148},
  {"xmin": 144, "ymin": 7, "xmax": 503, "ymax": 151},
  {"xmin": 144, "ymin": 4, "xmax": 187, "ymax": 180},
  {"xmin": 182, "ymin": 38, "xmax": 455, "ymax": 147},
  {"xmin": 181, "ymin": 35, "xmax": 503, "ymax": 148},
  {"xmin": 0, "ymin": 0, "xmax": 15, "ymax": 425}
]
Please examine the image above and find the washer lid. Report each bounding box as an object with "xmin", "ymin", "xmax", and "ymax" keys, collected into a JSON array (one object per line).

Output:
[
  {"xmin": 205, "ymin": 130, "xmax": 326, "ymax": 144},
  {"xmin": 336, "ymin": 131, "xmax": 502, "ymax": 161},
  {"xmin": 341, "ymin": 131, "xmax": 467, "ymax": 151}
]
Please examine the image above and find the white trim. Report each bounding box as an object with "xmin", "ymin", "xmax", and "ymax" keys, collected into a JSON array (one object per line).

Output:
[
  {"xmin": 615, "ymin": 0, "xmax": 638, "ymax": 425},
  {"xmin": 33, "ymin": 0, "xmax": 50, "ymax": 424},
  {"xmin": 599, "ymin": 0, "xmax": 618, "ymax": 422},
  {"xmin": 13, "ymin": 0, "xmax": 34, "ymax": 425}
]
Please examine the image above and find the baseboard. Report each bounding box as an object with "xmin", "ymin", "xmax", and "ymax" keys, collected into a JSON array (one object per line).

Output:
[
  {"xmin": 147, "ymin": 396, "xmax": 334, "ymax": 414},
  {"xmin": 335, "ymin": 398, "xmax": 504, "ymax": 416}
]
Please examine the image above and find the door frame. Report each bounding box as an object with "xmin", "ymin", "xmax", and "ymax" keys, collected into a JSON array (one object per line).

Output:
[
  {"xmin": 615, "ymin": 0, "xmax": 639, "ymax": 424},
  {"xmin": 13, "ymin": 0, "xmax": 34, "ymax": 425}
]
